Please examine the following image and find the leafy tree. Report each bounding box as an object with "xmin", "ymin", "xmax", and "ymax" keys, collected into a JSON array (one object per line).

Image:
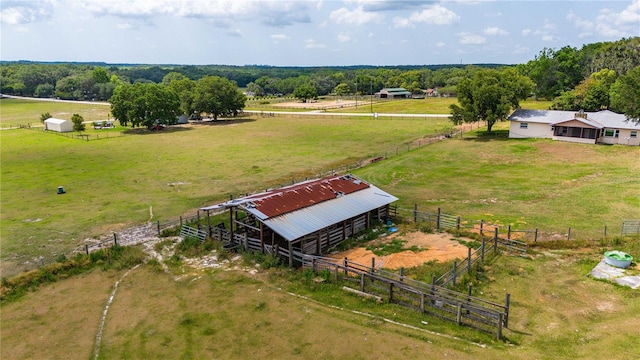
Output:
[
  {"xmin": 293, "ymin": 83, "xmax": 317, "ymax": 102},
  {"xmin": 71, "ymin": 113, "xmax": 85, "ymax": 132},
  {"xmin": 610, "ymin": 65, "xmax": 640, "ymax": 123},
  {"xmin": 92, "ymin": 67, "xmax": 110, "ymax": 84},
  {"xmin": 449, "ymin": 69, "xmax": 534, "ymax": 132},
  {"xmin": 334, "ymin": 82, "xmax": 351, "ymax": 97},
  {"xmin": 35, "ymin": 83, "xmax": 54, "ymax": 98},
  {"xmin": 551, "ymin": 69, "xmax": 617, "ymax": 111},
  {"xmin": 40, "ymin": 112, "xmax": 52, "ymax": 123},
  {"xmin": 193, "ymin": 76, "xmax": 246, "ymax": 121},
  {"xmin": 165, "ymin": 76, "xmax": 196, "ymax": 118},
  {"xmin": 109, "ymin": 83, "xmax": 181, "ymax": 128}
]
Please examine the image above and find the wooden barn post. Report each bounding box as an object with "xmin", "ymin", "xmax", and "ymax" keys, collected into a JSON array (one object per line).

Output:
[
  {"xmin": 288, "ymin": 241, "xmax": 293, "ymax": 267},
  {"xmin": 260, "ymin": 222, "xmax": 265, "ymax": 253},
  {"xmin": 206, "ymin": 210, "xmax": 211, "ymax": 238}
]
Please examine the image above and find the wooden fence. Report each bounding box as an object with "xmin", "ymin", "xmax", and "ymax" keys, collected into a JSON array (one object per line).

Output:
[
  {"xmin": 303, "ymin": 256, "xmax": 509, "ymax": 339},
  {"xmin": 622, "ymin": 220, "xmax": 640, "ymax": 235}
]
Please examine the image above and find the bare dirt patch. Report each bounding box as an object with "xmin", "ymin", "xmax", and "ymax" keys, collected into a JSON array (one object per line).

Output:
[
  {"xmin": 273, "ymin": 100, "xmax": 357, "ymax": 109},
  {"xmin": 329, "ymin": 231, "xmax": 471, "ymax": 270}
]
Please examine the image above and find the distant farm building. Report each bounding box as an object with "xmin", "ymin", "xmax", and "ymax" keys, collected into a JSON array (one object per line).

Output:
[
  {"xmin": 201, "ymin": 174, "xmax": 398, "ymax": 266},
  {"xmin": 508, "ymin": 109, "xmax": 640, "ymax": 146},
  {"xmin": 375, "ymin": 88, "xmax": 412, "ymax": 99},
  {"xmin": 44, "ymin": 118, "xmax": 73, "ymax": 132}
]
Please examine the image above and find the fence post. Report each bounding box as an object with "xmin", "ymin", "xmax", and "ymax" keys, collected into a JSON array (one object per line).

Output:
[
  {"xmin": 507, "ymin": 225, "xmax": 511, "ymax": 240},
  {"xmin": 312, "ymin": 258, "xmax": 317, "ymax": 273},
  {"xmin": 504, "ymin": 293, "xmax": 511, "ymax": 328},
  {"xmin": 344, "ymin": 257, "xmax": 348, "ymax": 275},
  {"xmin": 467, "ymin": 247, "xmax": 472, "ymax": 274},
  {"xmin": 456, "ymin": 216, "xmax": 461, "ymax": 233},
  {"xmin": 400, "ymin": 267, "xmax": 404, "ymax": 282},
  {"xmin": 480, "ymin": 220, "xmax": 484, "ymax": 237},
  {"xmin": 371, "ymin": 257, "xmax": 375, "ymax": 273},
  {"xmin": 157, "ymin": 220, "xmax": 160, "ymax": 235},
  {"xmin": 180, "ymin": 216, "xmax": 183, "ymax": 227},
  {"xmin": 456, "ymin": 304, "xmax": 462, "ymax": 325},
  {"xmin": 567, "ymin": 227, "xmax": 571, "ymax": 240},
  {"xmin": 360, "ymin": 273, "xmax": 365, "ymax": 291},
  {"xmin": 197, "ymin": 211, "xmax": 201, "ymax": 230},
  {"xmin": 497, "ymin": 313, "xmax": 503, "ymax": 340},
  {"xmin": 413, "ymin": 204, "xmax": 418, "ymax": 223},
  {"xmin": 452, "ymin": 261, "xmax": 457, "ymax": 286},
  {"xmin": 494, "ymin": 227, "xmax": 499, "ymax": 254},
  {"xmin": 389, "ymin": 283, "xmax": 394, "ymax": 303},
  {"xmin": 534, "ymin": 228, "xmax": 538, "ymax": 242},
  {"xmin": 604, "ymin": 225, "xmax": 607, "ymax": 240},
  {"xmin": 481, "ymin": 237, "xmax": 485, "ymax": 263},
  {"xmin": 113, "ymin": 233, "xmax": 118, "ymax": 246},
  {"xmin": 85, "ymin": 244, "xmax": 89, "ymax": 254},
  {"xmin": 436, "ymin": 208, "xmax": 441, "ymax": 231}
]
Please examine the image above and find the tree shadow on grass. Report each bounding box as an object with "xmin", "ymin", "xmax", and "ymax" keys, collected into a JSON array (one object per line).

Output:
[
  {"xmin": 463, "ymin": 130, "xmax": 511, "ymax": 142},
  {"xmin": 191, "ymin": 117, "xmax": 257, "ymax": 126},
  {"xmin": 122, "ymin": 126, "xmax": 194, "ymax": 135}
]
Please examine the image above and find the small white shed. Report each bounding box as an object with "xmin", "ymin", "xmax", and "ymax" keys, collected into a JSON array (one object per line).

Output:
[{"xmin": 44, "ymin": 118, "xmax": 73, "ymax": 132}]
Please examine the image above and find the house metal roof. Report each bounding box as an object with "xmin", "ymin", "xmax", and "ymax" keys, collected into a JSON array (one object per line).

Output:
[
  {"xmin": 44, "ymin": 118, "xmax": 69, "ymax": 124},
  {"xmin": 508, "ymin": 109, "xmax": 640, "ymax": 130},
  {"xmin": 201, "ymin": 174, "xmax": 399, "ymax": 242}
]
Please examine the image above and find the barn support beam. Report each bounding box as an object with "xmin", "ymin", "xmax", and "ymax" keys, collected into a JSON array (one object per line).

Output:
[{"xmin": 260, "ymin": 222, "xmax": 265, "ymax": 254}]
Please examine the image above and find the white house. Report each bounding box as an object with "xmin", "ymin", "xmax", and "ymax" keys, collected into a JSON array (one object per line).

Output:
[
  {"xmin": 44, "ymin": 118, "xmax": 73, "ymax": 133},
  {"xmin": 508, "ymin": 109, "xmax": 640, "ymax": 146}
]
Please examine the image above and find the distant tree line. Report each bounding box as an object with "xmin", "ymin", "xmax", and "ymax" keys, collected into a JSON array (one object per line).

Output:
[{"xmin": 2, "ymin": 37, "xmax": 638, "ymax": 123}]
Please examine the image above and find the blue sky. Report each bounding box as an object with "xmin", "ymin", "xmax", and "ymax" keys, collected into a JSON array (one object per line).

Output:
[{"xmin": 1, "ymin": 0, "xmax": 639, "ymax": 66}]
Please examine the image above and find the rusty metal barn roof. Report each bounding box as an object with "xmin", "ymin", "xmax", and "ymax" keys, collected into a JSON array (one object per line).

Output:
[
  {"xmin": 262, "ymin": 185, "xmax": 398, "ymax": 241},
  {"xmin": 201, "ymin": 174, "xmax": 398, "ymax": 241}
]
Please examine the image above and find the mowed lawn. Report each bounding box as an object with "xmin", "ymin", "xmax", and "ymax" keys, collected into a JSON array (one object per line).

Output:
[
  {"xmin": 1, "ymin": 112, "xmax": 452, "ymax": 272},
  {"xmin": 354, "ymin": 124, "xmax": 640, "ymax": 236},
  {"xmin": 0, "ymin": 98, "xmax": 111, "ymax": 126}
]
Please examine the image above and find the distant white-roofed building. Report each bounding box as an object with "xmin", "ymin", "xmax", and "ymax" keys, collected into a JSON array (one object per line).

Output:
[
  {"xmin": 508, "ymin": 109, "xmax": 640, "ymax": 146},
  {"xmin": 44, "ymin": 118, "xmax": 73, "ymax": 132}
]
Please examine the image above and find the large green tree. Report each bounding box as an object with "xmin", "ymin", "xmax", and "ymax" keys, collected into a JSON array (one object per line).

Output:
[
  {"xmin": 193, "ymin": 76, "xmax": 246, "ymax": 121},
  {"xmin": 610, "ymin": 65, "xmax": 640, "ymax": 123},
  {"xmin": 449, "ymin": 69, "xmax": 534, "ymax": 132},
  {"xmin": 293, "ymin": 83, "xmax": 317, "ymax": 102},
  {"xmin": 109, "ymin": 83, "xmax": 181, "ymax": 128}
]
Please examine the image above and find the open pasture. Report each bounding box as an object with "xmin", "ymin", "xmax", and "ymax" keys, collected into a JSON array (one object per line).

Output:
[
  {"xmin": 354, "ymin": 124, "xmax": 640, "ymax": 235},
  {"xmin": 0, "ymin": 98, "xmax": 111, "ymax": 126},
  {"xmin": 2, "ymin": 245, "xmax": 639, "ymax": 360},
  {"xmin": 1, "ymin": 111, "xmax": 452, "ymax": 274}
]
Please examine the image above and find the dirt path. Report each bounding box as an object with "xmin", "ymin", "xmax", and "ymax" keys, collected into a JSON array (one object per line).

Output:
[{"xmin": 328, "ymin": 231, "xmax": 471, "ymax": 270}]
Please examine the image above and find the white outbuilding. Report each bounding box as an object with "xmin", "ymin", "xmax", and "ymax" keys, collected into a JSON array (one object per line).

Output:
[{"xmin": 44, "ymin": 118, "xmax": 73, "ymax": 132}]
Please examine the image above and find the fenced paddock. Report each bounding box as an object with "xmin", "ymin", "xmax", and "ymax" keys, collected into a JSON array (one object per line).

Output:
[{"xmin": 303, "ymin": 256, "xmax": 509, "ymax": 339}]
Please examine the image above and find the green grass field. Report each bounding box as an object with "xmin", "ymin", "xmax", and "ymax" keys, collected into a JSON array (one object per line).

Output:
[
  {"xmin": 2, "ymin": 244, "xmax": 639, "ymax": 359},
  {"xmin": 2, "ymin": 96, "xmax": 639, "ymax": 360},
  {"xmin": 0, "ymin": 98, "xmax": 111, "ymax": 126}
]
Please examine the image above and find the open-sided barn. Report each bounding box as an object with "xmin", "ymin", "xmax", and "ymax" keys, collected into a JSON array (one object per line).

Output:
[{"xmin": 201, "ymin": 174, "xmax": 398, "ymax": 266}]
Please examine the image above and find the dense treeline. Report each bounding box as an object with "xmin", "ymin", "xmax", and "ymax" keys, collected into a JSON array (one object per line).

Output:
[{"xmin": 1, "ymin": 37, "xmax": 638, "ymax": 119}]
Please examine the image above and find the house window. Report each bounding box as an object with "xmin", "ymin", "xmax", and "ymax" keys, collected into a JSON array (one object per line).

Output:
[
  {"xmin": 631, "ymin": 131, "xmax": 638, "ymax": 138},
  {"xmin": 603, "ymin": 129, "xmax": 619, "ymax": 138},
  {"xmin": 519, "ymin": 122, "xmax": 528, "ymax": 129}
]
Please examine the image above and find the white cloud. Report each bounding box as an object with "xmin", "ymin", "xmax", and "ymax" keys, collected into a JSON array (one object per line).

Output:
[
  {"xmin": 0, "ymin": 0, "xmax": 55, "ymax": 25},
  {"xmin": 117, "ymin": 22, "xmax": 135, "ymax": 30},
  {"xmin": 304, "ymin": 39, "xmax": 327, "ymax": 49},
  {"xmin": 227, "ymin": 28, "xmax": 243, "ymax": 37},
  {"xmin": 409, "ymin": 5, "xmax": 460, "ymax": 25},
  {"xmin": 594, "ymin": 0, "xmax": 640, "ymax": 37},
  {"xmin": 393, "ymin": 16, "xmax": 413, "ymax": 29},
  {"xmin": 73, "ymin": 0, "xmax": 312, "ymax": 27},
  {"xmin": 541, "ymin": 34, "xmax": 557, "ymax": 42},
  {"xmin": 436, "ymin": 41, "xmax": 446, "ymax": 48},
  {"xmin": 484, "ymin": 27, "xmax": 509, "ymax": 36},
  {"xmin": 345, "ymin": 0, "xmax": 426, "ymax": 12},
  {"xmin": 329, "ymin": 5, "xmax": 383, "ymax": 25},
  {"xmin": 458, "ymin": 32, "xmax": 486, "ymax": 45},
  {"xmin": 521, "ymin": 29, "xmax": 532, "ymax": 36},
  {"xmin": 337, "ymin": 34, "xmax": 352, "ymax": 42},
  {"xmin": 566, "ymin": 12, "xmax": 593, "ymax": 38},
  {"xmin": 271, "ymin": 33, "xmax": 290, "ymax": 44}
]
